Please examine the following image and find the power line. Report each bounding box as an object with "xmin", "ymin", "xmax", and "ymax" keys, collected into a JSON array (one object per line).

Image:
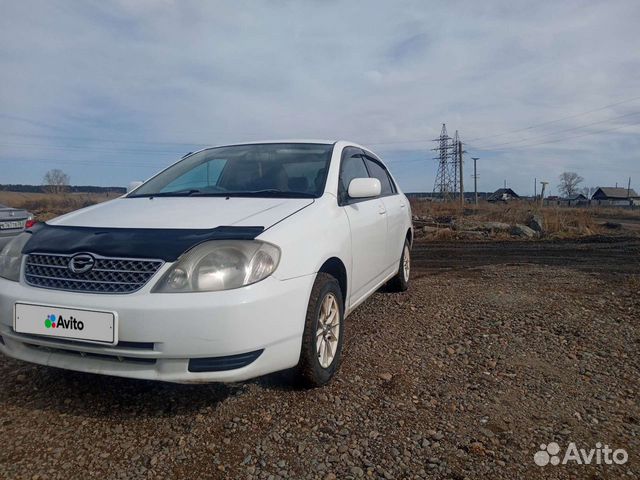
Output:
[
  {"xmin": 1, "ymin": 131, "xmax": 207, "ymax": 148},
  {"xmin": 0, "ymin": 157, "xmax": 164, "ymax": 168},
  {"xmin": 469, "ymin": 118, "xmax": 640, "ymax": 152},
  {"xmin": 3, "ymin": 114, "xmax": 637, "ymax": 168},
  {"xmin": 465, "ymin": 94, "xmax": 640, "ymax": 142},
  {"xmin": 0, "ymin": 141, "xmax": 186, "ymax": 156},
  {"xmin": 470, "ymin": 110, "xmax": 640, "ymax": 150},
  {"xmin": 2, "ymin": 94, "xmax": 640, "ymax": 151},
  {"xmin": 2, "ymin": 108, "xmax": 640, "ymax": 164}
]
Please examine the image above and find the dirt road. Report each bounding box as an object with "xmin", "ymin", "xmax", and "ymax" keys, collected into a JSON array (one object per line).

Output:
[
  {"xmin": 1, "ymin": 238, "xmax": 638, "ymax": 479},
  {"xmin": 412, "ymin": 236, "xmax": 640, "ymax": 274}
]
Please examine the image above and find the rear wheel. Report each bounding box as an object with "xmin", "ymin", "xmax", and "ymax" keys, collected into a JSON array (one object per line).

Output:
[
  {"xmin": 388, "ymin": 239, "xmax": 411, "ymax": 292},
  {"xmin": 295, "ymin": 273, "xmax": 344, "ymax": 387}
]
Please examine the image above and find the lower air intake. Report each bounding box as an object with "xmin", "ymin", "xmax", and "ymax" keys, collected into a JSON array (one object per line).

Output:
[{"xmin": 188, "ymin": 350, "xmax": 264, "ymax": 372}]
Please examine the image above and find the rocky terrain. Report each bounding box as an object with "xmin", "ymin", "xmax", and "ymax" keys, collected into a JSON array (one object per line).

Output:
[
  {"xmin": 409, "ymin": 200, "xmax": 640, "ymax": 241},
  {"xmin": 0, "ymin": 238, "xmax": 638, "ymax": 479}
]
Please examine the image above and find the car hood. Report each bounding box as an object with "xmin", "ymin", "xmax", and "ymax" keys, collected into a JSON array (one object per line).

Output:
[{"xmin": 47, "ymin": 196, "xmax": 314, "ymax": 229}]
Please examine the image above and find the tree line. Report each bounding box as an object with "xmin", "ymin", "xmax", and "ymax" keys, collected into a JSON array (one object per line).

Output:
[{"xmin": 0, "ymin": 169, "xmax": 126, "ymax": 194}]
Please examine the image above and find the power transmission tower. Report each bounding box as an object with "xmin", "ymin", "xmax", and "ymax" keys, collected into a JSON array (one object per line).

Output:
[
  {"xmin": 458, "ymin": 138, "xmax": 464, "ymax": 205},
  {"xmin": 432, "ymin": 124, "xmax": 456, "ymax": 201},
  {"xmin": 471, "ymin": 157, "xmax": 479, "ymax": 205},
  {"xmin": 451, "ymin": 130, "xmax": 459, "ymax": 200}
]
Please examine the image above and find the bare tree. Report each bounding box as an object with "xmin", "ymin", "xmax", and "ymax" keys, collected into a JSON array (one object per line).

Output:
[
  {"xmin": 580, "ymin": 186, "xmax": 597, "ymax": 198},
  {"xmin": 43, "ymin": 169, "xmax": 70, "ymax": 194},
  {"xmin": 558, "ymin": 172, "xmax": 584, "ymax": 197}
]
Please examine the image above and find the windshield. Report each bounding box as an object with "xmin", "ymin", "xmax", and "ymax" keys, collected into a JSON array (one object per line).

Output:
[{"xmin": 129, "ymin": 143, "xmax": 334, "ymax": 198}]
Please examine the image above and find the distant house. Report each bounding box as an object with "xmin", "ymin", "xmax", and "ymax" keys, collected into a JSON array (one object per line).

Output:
[
  {"xmin": 566, "ymin": 193, "xmax": 588, "ymax": 206},
  {"xmin": 568, "ymin": 193, "xmax": 588, "ymax": 201},
  {"xmin": 591, "ymin": 187, "xmax": 638, "ymax": 201},
  {"xmin": 544, "ymin": 194, "xmax": 587, "ymax": 206},
  {"xmin": 487, "ymin": 188, "xmax": 519, "ymax": 202},
  {"xmin": 591, "ymin": 187, "xmax": 639, "ymax": 207}
]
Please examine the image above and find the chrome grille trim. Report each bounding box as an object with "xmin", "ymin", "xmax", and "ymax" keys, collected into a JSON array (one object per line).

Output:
[{"xmin": 24, "ymin": 253, "xmax": 164, "ymax": 294}]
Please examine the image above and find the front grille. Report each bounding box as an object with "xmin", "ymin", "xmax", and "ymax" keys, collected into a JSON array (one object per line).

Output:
[{"xmin": 24, "ymin": 253, "xmax": 164, "ymax": 294}]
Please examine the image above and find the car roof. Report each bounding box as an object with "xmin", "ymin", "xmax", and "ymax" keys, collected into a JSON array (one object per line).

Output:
[
  {"xmin": 192, "ymin": 139, "xmax": 377, "ymax": 154},
  {"xmin": 173, "ymin": 140, "xmax": 384, "ymax": 171}
]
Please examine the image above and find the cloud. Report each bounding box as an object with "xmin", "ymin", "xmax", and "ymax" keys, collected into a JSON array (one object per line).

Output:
[{"xmin": 0, "ymin": 0, "xmax": 639, "ymax": 195}]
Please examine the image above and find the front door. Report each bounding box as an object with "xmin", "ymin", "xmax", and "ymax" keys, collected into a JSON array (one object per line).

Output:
[{"xmin": 338, "ymin": 148, "xmax": 388, "ymax": 305}]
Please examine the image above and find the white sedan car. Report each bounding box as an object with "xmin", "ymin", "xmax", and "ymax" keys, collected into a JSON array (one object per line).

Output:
[{"xmin": 0, "ymin": 141, "xmax": 413, "ymax": 386}]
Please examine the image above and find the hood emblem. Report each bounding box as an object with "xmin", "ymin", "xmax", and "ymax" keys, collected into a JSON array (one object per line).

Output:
[{"xmin": 68, "ymin": 253, "xmax": 95, "ymax": 274}]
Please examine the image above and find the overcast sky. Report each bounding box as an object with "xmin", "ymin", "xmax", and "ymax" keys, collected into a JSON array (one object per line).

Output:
[{"xmin": 1, "ymin": 0, "xmax": 639, "ymax": 195}]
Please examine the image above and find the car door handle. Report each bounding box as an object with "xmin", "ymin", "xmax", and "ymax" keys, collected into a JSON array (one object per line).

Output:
[
  {"xmin": 378, "ymin": 206, "xmax": 387, "ymax": 215},
  {"xmin": 400, "ymin": 203, "xmax": 406, "ymax": 209}
]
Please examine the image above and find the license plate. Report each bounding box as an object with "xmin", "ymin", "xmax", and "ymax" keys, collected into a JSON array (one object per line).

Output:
[
  {"xmin": 14, "ymin": 303, "xmax": 118, "ymax": 345},
  {"xmin": 0, "ymin": 220, "xmax": 25, "ymax": 230}
]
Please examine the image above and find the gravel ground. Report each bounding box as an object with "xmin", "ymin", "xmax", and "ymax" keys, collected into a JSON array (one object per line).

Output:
[{"xmin": 1, "ymin": 239, "xmax": 639, "ymax": 479}]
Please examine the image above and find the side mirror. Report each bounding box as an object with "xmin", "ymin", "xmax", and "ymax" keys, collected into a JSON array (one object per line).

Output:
[
  {"xmin": 348, "ymin": 178, "xmax": 381, "ymax": 199},
  {"xmin": 127, "ymin": 181, "xmax": 144, "ymax": 193}
]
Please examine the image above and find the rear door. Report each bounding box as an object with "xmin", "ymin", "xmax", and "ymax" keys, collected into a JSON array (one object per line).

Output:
[
  {"xmin": 338, "ymin": 147, "xmax": 388, "ymax": 304},
  {"xmin": 362, "ymin": 154, "xmax": 406, "ymax": 272}
]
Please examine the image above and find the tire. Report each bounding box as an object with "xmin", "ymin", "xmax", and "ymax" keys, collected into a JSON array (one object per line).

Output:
[
  {"xmin": 295, "ymin": 272, "xmax": 345, "ymax": 388},
  {"xmin": 387, "ymin": 239, "xmax": 411, "ymax": 292}
]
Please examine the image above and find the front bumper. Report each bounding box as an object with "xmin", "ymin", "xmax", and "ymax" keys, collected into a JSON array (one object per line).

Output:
[{"xmin": 0, "ymin": 273, "xmax": 315, "ymax": 383}]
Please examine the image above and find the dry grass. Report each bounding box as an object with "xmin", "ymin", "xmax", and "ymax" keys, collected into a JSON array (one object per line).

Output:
[
  {"xmin": 590, "ymin": 206, "xmax": 640, "ymax": 220},
  {"xmin": 1, "ymin": 190, "xmax": 634, "ymax": 240},
  {"xmin": 0, "ymin": 191, "xmax": 119, "ymax": 221},
  {"xmin": 410, "ymin": 199, "xmax": 606, "ymax": 238}
]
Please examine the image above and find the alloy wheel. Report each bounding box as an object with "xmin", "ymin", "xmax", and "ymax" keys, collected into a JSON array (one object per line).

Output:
[
  {"xmin": 403, "ymin": 245, "xmax": 411, "ymax": 281},
  {"xmin": 316, "ymin": 293, "xmax": 340, "ymax": 368}
]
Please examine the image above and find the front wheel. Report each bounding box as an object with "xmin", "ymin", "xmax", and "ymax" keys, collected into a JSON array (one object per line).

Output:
[
  {"xmin": 387, "ymin": 239, "xmax": 411, "ymax": 292},
  {"xmin": 295, "ymin": 273, "xmax": 344, "ymax": 387}
]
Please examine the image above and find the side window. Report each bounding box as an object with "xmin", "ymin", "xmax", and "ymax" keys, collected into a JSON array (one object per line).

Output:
[
  {"xmin": 338, "ymin": 147, "xmax": 368, "ymax": 203},
  {"xmin": 364, "ymin": 157, "xmax": 394, "ymax": 196}
]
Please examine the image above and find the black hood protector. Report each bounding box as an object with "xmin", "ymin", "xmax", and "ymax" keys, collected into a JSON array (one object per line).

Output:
[{"xmin": 22, "ymin": 223, "xmax": 265, "ymax": 262}]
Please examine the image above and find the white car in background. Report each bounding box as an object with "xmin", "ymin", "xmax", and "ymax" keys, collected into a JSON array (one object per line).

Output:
[
  {"xmin": 0, "ymin": 141, "xmax": 413, "ymax": 387},
  {"xmin": 0, "ymin": 204, "xmax": 33, "ymax": 250}
]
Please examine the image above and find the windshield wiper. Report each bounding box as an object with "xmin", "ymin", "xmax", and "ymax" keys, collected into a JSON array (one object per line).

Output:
[
  {"xmin": 129, "ymin": 189, "xmax": 201, "ymax": 198},
  {"xmin": 218, "ymin": 190, "xmax": 316, "ymax": 198},
  {"xmin": 130, "ymin": 189, "xmax": 316, "ymax": 199}
]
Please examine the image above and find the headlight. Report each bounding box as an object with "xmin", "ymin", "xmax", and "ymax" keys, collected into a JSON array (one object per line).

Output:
[
  {"xmin": 152, "ymin": 240, "xmax": 280, "ymax": 293},
  {"xmin": 0, "ymin": 233, "xmax": 31, "ymax": 282}
]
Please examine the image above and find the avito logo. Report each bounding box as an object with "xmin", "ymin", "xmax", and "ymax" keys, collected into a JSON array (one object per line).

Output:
[{"xmin": 44, "ymin": 314, "xmax": 84, "ymax": 331}]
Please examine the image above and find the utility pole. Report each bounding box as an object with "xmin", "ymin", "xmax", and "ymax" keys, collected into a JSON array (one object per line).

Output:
[
  {"xmin": 458, "ymin": 140, "xmax": 464, "ymax": 206},
  {"xmin": 504, "ymin": 179, "xmax": 507, "ymax": 189},
  {"xmin": 534, "ymin": 178, "xmax": 537, "ymax": 199},
  {"xmin": 628, "ymin": 177, "xmax": 632, "ymax": 198},
  {"xmin": 540, "ymin": 181, "xmax": 548, "ymax": 207},
  {"xmin": 472, "ymin": 157, "xmax": 479, "ymax": 206}
]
